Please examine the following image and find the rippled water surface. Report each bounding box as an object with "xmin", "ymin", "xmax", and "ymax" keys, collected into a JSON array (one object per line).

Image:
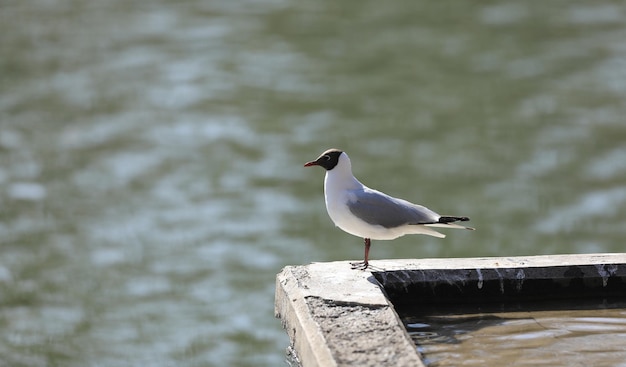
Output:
[
  {"xmin": 1, "ymin": 0, "xmax": 625, "ymax": 366},
  {"xmin": 406, "ymin": 304, "xmax": 626, "ymax": 367}
]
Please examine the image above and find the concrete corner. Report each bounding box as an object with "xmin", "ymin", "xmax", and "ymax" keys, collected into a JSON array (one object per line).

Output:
[{"xmin": 275, "ymin": 262, "xmax": 425, "ymax": 367}]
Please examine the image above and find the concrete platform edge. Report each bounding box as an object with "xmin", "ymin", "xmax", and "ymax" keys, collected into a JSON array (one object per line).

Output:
[
  {"xmin": 275, "ymin": 266, "xmax": 339, "ymax": 367},
  {"xmin": 275, "ymin": 262, "xmax": 426, "ymax": 367},
  {"xmin": 275, "ymin": 253, "xmax": 626, "ymax": 367}
]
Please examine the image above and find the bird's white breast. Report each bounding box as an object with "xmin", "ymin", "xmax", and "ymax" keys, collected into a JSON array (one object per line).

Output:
[{"xmin": 323, "ymin": 168, "xmax": 405, "ymax": 240}]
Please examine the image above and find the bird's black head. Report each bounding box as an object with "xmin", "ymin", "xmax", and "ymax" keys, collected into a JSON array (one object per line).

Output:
[{"xmin": 304, "ymin": 148, "xmax": 343, "ymax": 171}]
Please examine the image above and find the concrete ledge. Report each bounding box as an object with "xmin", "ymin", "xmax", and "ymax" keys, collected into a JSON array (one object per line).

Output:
[
  {"xmin": 275, "ymin": 263, "xmax": 425, "ymax": 367},
  {"xmin": 275, "ymin": 253, "xmax": 626, "ymax": 367},
  {"xmin": 373, "ymin": 253, "xmax": 626, "ymax": 311}
]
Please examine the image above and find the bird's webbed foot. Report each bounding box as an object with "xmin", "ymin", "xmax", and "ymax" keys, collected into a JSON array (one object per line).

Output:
[{"xmin": 350, "ymin": 261, "xmax": 369, "ymax": 270}]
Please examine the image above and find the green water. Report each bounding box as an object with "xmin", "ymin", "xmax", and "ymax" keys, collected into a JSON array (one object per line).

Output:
[{"xmin": 1, "ymin": 0, "xmax": 625, "ymax": 366}]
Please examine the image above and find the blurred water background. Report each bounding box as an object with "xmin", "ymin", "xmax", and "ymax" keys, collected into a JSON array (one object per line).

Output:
[{"xmin": 1, "ymin": 0, "xmax": 625, "ymax": 366}]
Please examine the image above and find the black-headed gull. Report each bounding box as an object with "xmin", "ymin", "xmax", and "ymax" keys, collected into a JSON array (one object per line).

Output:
[{"xmin": 305, "ymin": 148, "xmax": 474, "ymax": 270}]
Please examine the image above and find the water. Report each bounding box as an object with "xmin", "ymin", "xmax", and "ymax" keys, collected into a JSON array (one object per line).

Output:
[
  {"xmin": 1, "ymin": 0, "xmax": 625, "ymax": 366},
  {"xmin": 405, "ymin": 303, "xmax": 626, "ymax": 367}
]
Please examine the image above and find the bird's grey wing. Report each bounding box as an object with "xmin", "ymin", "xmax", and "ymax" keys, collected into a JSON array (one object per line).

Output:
[{"xmin": 347, "ymin": 189, "xmax": 439, "ymax": 228}]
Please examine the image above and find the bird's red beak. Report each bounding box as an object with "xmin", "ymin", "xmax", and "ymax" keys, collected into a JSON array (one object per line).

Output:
[{"xmin": 304, "ymin": 160, "xmax": 319, "ymax": 167}]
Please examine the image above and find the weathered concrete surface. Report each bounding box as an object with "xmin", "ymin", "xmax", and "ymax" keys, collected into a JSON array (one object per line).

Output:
[
  {"xmin": 275, "ymin": 263, "xmax": 425, "ymax": 367},
  {"xmin": 373, "ymin": 253, "xmax": 626, "ymax": 308},
  {"xmin": 275, "ymin": 253, "xmax": 626, "ymax": 367}
]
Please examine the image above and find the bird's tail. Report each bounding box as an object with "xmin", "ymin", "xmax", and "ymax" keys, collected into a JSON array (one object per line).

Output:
[{"xmin": 424, "ymin": 216, "xmax": 475, "ymax": 230}]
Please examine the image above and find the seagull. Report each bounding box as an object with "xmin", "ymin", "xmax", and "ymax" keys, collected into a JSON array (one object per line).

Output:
[{"xmin": 304, "ymin": 148, "xmax": 474, "ymax": 270}]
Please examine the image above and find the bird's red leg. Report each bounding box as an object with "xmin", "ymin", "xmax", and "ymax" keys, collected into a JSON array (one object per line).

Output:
[
  {"xmin": 351, "ymin": 238, "xmax": 371, "ymax": 270},
  {"xmin": 363, "ymin": 238, "xmax": 371, "ymax": 268}
]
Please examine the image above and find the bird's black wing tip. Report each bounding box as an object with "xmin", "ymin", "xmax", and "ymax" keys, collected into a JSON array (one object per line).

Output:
[{"xmin": 439, "ymin": 216, "xmax": 470, "ymax": 223}]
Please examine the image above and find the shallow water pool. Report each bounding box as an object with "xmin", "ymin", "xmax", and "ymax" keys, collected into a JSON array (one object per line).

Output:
[{"xmin": 404, "ymin": 301, "xmax": 626, "ymax": 367}]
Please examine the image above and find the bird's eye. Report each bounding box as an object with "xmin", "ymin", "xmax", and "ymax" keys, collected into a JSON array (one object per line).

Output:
[{"xmin": 323, "ymin": 155, "xmax": 331, "ymax": 160}]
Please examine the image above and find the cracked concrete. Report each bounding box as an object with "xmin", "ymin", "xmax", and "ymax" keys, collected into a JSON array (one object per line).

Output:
[{"xmin": 305, "ymin": 297, "xmax": 410, "ymax": 366}]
